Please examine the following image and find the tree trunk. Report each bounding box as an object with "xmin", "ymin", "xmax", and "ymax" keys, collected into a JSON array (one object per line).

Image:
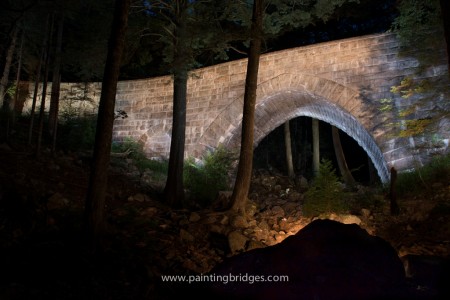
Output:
[
  {"xmin": 440, "ymin": 0, "xmax": 450, "ymax": 75},
  {"xmin": 11, "ymin": 30, "xmax": 24, "ymax": 113},
  {"xmin": 84, "ymin": 0, "xmax": 130, "ymax": 252},
  {"xmin": 163, "ymin": 3, "xmax": 191, "ymax": 208},
  {"xmin": 332, "ymin": 126, "xmax": 355, "ymax": 186},
  {"xmin": 35, "ymin": 14, "xmax": 54, "ymax": 158},
  {"xmin": 0, "ymin": 26, "xmax": 18, "ymax": 109},
  {"xmin": 164, "ymin": 70, "xmax": 187, "ymax": 208},
  {"xmin": 389, "ymin": 167, "xmax": 400, "ymax": 215},
  {"xmin": 284, "ymin": 120, "xmax": 295, "ymax": 179},
  {"xmin": 49, "ymin": 12, "xmax": 64, "ymax": 153},
  {"xmin": 229, "ymin": 0, "xmax": 263, "ymax": 214},
  {"xmin": 28, "ymin": 15, "xmax": 50, "ymax": 146},
  {"xmin": 368, "ymin": 156, "xmax": 377, "ymax": 185},
  {"xmin": 312, "ymin": 118, "xmax": 320, "ymax": 177},
  {"xmin": 6, "ymin": 29, "xmax": 23, "ymax": 140}
]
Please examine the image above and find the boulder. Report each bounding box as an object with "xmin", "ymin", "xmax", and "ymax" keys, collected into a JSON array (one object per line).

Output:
[{"xmin": 193, "ymin": 219, "xmax": 414, "ymax": 300}]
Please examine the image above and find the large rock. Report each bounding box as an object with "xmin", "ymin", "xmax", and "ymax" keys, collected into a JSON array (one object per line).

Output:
[{"xmin": 190, "ymin": 219, "xmax": 414, "ymax": 300}]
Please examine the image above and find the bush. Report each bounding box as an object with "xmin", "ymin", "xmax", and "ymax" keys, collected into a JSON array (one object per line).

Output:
[
  {"xmin": 111, "ymin": 137, "xmax": 147, "ymax": 161},
  {"xmin": 395, "ymin": 153, "xmax": 450, "ymax": 196},
  {"xmin": 302, "ymin": 159, "xmax": 349, "ymax": 217},
  {"xmin": 58, "ymin": 116, "xmax": 97, "ymax": 151},
  {"xmin": 184, "ymin": 146, "xmax": 236, "ymax": 208},
  {"xmin": 111, "ymin": 137, "xmax": 168, "ymax": 175}
]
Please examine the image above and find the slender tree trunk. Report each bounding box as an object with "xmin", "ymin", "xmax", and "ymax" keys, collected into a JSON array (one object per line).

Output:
[
  {"xmin": 440, "ymin": 0, "xmax": 450, "ymax": 74},
  {"xmin": 84, "ymin": 0, "xmax": 130, "ymax": 252},
  {"xmin": 0, "ymin": 26, "xmax": 18, "ymax": 109},
  {"xmin": 284, "ymin": 120, "xmax": 295, "ymax": 179},
  {"xmin": 389, "ymin": 167, "xmax": 399, "ymax": 215},
  {"xmin": 332, "ymin": 126, "xmax": 355, "ymax": 186},
  {"xmin": 49, "ymin": 12, "xmax": 64, "ymax": 153},
  {"xmin": 230, "ymin": 0, "xmax": 263, "ymax": 214},
  {"xmin": 11, "ymin": 30, "xmax": 24, "ymax": 113},
  {"xmin": 368, "ymin": 156, "xmax": 377, "ymax": 185},
  {"xmin": 35, "ymin": 14, "xmax": 54, "ymax": 158},
  {"xmin": 312, "ymin": 118, "xmax": 320, "ymax": 177},
  {"xmin": 28, "ymin": 15, "xmax": 50, "ymax": 146},
  {"xmin": 163, "ymin": 3, "xmax": 190, "ymax": 208},
  {"xmin": 164, "ymin": 70, "xmax": 187, "ymax": 208},
  {"xmin": 6, "ymin": 30, "xmax": 24, "ymax": 140}
]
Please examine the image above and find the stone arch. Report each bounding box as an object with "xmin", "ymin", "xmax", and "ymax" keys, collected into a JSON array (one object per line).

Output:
[
  {"xmin": 227, "ymin": 91, "xmax": 390, "ymax": 183},
  {"xmin": 198, "ymin": 73, "xmax": 390, "ymax": 183}
]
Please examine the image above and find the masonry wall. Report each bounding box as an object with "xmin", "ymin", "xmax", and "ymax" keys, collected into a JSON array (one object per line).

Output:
[{"xmin": 22, "ymin": 32, "xmax": 450, "ymax": 178}]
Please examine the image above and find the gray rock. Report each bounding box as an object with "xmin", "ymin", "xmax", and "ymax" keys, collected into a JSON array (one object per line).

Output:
[{"xmin": 228, "ymin": 231, "xmax": 248, "ymax": 254}]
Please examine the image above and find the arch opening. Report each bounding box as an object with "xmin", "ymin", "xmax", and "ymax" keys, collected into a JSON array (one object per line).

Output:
[
  {"xmin": 225, "ymin": 91, "xmax": 390, "ymax": 183},
  {"xmin": 253, "ymin": 117, "xmax": 378, "ymax": 184}
]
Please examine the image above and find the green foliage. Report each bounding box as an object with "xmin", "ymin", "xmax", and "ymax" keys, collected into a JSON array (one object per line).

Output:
[
  {"xmin": 111, "ymin": 137, "xmax": 168, "ymax": 175},
  {"xmin": 378, "ymin": 98, "xmax": 393, "ymax": 112},
  {"xmin": 5, "ymin": 85, "xmax": 16, "ymax": 99},
  {"xmin": 302, "ymin": 158, "xmax": 349, "ymax": 217},
  {"xmin": 395, "ymin": 153, "xmax": 450, "ymax": 197},
  {"xmin": 379, "ymin": 74, "xmax": 447, "ymax": 140},
  {"xmin": 59, "ymin": 99, "xmax": 99, "ymax": 123},
  {"xmin": 388, "ymin": 1, "xmax": 448, "ymax": 141},
  {"xmin": 263, "ymin": 0, "xmax": 360, "ymax": 36},
  {"xmin": 184, "ymin": 146, "xmax": 236, "ymax": 207},
  {"xmin": 391, "ymin": 0, "xmax": 444, "ymax": 66},
  {"xmin": 387, "ymin": 76, "xmax": 440, "ymax": 138},
  {"xmin": 390, "ymin": 77, "xmax": 431, "ymax": 99},
  {"xmin": 58, "ymin": 116, "xmax": 97, "ymax": 151},
  {"xmin": 111, "ymin": 137, "xmax": 146, "ymax": 161}
]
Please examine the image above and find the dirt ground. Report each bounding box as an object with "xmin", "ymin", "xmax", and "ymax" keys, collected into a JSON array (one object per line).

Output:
[{"xmin": 1, "ymin": 145, "xmax": 449, "ymax": 299}]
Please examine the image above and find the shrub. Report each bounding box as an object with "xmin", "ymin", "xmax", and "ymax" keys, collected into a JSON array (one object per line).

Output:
[
  {"xmin": 111, "ymin": 137, "xmax": 168, "ymax": 175},
  {"xmin": 58, "ymin": 115, "xmax": 97, "ymax": 151},
  {"xmin": 395, "ymin": 153, "xmax": 450, "ymax": 196},
  {"xmin": 184, "ymin": 146, "xmax": 236, "ymax": 208},
  {"xmin": 111, "ymin": 137, "xmax": 147, "ymax": 161},
  {"xmin": 302, "ymin": 158, "xmax": 349, "ymax": 217}
]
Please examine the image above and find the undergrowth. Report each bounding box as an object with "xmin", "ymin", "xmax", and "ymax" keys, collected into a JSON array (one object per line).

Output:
[
  {"xmin": 395, "ymin": 153, "xmax": 450, "ymax": 197},
  {"xmin": 184, "ymin": 146, "xmax": 237, "ymax": 208},
  {"xmin": 302, "ymin": 159, "xmax": 350, "ymax": 217}
]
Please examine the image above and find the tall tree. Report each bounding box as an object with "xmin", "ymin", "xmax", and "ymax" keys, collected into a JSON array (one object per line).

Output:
[
  {"xmin": 6, "ymin": 29, "xmax": 24, "ymax": 140},
  {"xmin": 392, "ymin": 0, "xmax": 446, "ymax": 68},
  {"xmin": 230, "ymin": 0, "xmax": 264, "ymax": 213},
  {"xmin": 0, "ymin": 26, "xmax": 18, "ymax": 109},
  {"xmin": 332, "ymin": 125, "xmax": 355, "ymax": 185},
  {"xmin": 312, "ymin": 118, "xmax": 320, "ymax": 177},
  {"xmin": 35, "ymin": 13, "xmax": 54, "ymax": 157},
  {"xmin": 229, "ymin": 0, "xmax": 360, "ymax": 212},
  {"xmin": 159, "ymin": 1, "xmax": 192, "ymax": 208},
  {"xmin": 439, "ymin": 0, "xmax": 450, "ymax": 73},
  {"xmin": 142, "ymin": 0, "xmax": 242, "ymax": 208},
  {"xmin": 27, "ymin": 14, "xmax": 50, "ymax": 146},
  {"xmin": 284, "ymin": 120, "xmax": 295, "ymax": 179},
  {"xmin": 48, "ymin": 11, "xmax": 64, "ymax": 154},
  {"xmin": 84, "ymin": 0, "xmax": 131, "ymax": 251}
]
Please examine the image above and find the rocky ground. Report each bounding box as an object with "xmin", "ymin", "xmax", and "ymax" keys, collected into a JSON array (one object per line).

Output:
[{"xmin": 1, "ymin": 144, "xmax": 449, "ymax": 299}]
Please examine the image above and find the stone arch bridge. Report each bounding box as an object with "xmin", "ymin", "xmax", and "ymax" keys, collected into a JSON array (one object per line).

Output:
[{"xmin": 25, "ymin": 32, "xmax": 450, "ymax": 183}]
